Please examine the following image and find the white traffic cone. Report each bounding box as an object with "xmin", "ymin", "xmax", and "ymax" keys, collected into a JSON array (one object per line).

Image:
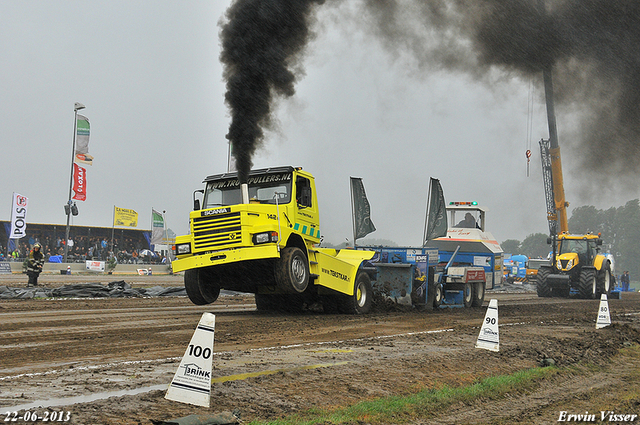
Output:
[
  {"xmin": 476, "ymin": 299, "xmax": 499, "ymax": 352},
  {"xmin": 165, "ymin": 313, "xmax": 215, "ymax": 407},
  {"xmin": 596, "ymin": 294, "xmax": 611, "ymax": 329}
]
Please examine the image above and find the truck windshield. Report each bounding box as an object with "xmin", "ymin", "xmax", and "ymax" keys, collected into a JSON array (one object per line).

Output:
[
  {"xmin": 559, "ymin": 239, "xmax": 588, "ymax": 255},
  {"xmin": 203, "ymin": 174, "xmax": 293, "ymax": 208}
]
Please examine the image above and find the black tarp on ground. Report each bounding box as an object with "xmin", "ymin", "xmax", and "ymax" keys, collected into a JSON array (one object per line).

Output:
[{"xmin": 0, "ymin": 281, "xmax": 187, "ymax": 299}]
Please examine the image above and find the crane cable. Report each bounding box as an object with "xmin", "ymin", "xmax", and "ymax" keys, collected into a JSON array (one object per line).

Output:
[{"xmin": 525, "ymin": 79, "xmax": 535, "ymax": 177}]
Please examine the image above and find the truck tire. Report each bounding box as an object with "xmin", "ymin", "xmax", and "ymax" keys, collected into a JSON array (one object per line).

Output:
[
  {"xmin": 463, "ymin": 282, "xmax": 473, "ymax": 308},
  {"xmin": 578, "ymin": 268, "xmax": 597, "ymax": 299},
  {"xmin": 339, "ymin": 271, "xmax": 372, "ymax": 314},
  {"xmin": 255, "ymin": 293, "xmax": 278, "ymax": 311},
  {"xmin": 276, "ymin": 247, "xmax": 309, "ymax": 294},
  {"xmin": 536, "ymin": 266, "xmax": 552, "ymax": 298},
  {"xmin": 597, "ymin": 262, "xmax": 612, "ymax": 297},
  {"xmin": 433, "ymin": 283, "xmax": 443, "ymax": 308},
  {"xmin": 184, "ymin": 269, "xmax": 210, "ymax": 305},
  {"xmin": 472, "ymin": 282, "xmax": 485, "ymax": 307}
]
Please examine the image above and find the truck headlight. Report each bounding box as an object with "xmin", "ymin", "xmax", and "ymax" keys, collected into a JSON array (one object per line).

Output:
[
  {"xmin": 565, "ymin": 259, "xmax": 574, "ymax": 270},
  {"xmin": 252, "ymin": 231, "xmax": 278, "ymax": 245},
  {"xmin": 176, "ymin": 243, "xmax": 191, "ymax": 255}
]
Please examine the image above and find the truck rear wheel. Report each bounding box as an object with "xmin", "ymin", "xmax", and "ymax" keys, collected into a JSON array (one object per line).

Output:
[
  {"xmin": 598, "ymin": 262, "xmax": 612, "ymax": 297},
  {"xmin": 276, "ymin": 247, "xmax": 309, "ymax": 294},
  {"xmin": 463, "ymin": 282, "xmax": 473, "ymax": 308},
  {"xmin": 536, "ymin": 266, "xmax": 552, "ymax": 297},
  {"xmin": 472, "ymin": 282, "xmax": 485, "ymax": 307},
  {"xmin": 339, "ymin": 271, "xmax": 372, "ymax": 314},
  {"xmin": 184, "ymin": 269, "xmax": 216, "ymax": 305},
  {"xmin": 578, "ymin": 268, "xmax": 597, "ymax": 299}
]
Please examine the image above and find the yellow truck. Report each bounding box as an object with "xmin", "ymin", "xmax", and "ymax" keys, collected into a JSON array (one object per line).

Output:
[{"xmin": 172, "ymin": 166, "xmax": 376, "ymax": 313}]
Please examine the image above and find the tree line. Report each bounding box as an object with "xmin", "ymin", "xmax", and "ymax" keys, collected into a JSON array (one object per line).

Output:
[{"xmin": 501, "ymin": 199, "xmax": 640, "ymax": 279}]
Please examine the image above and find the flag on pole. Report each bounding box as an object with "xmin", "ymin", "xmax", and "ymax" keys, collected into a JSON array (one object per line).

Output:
[
  {"xmin": 350, "ymin": 177, "xmax": 376, "ymax": 241},
  {"xmin": 74, "ymin": 114, "xmax": 92, "ymax": 165},
  {"xmin": 9, "ymin": 192, "xmax": 28, "ymax": 239},
  {"xmin": 114, "ymin": 206, "xmax": 138, "ymax": 227},
  {"xmin": 151, "ymin": 209, "xmax": 164, "ymax": 244},
  {"xmin": 424, "ymin": 178, "xmax": 448, "ymax": 243},
  {"xmin": 72, "ymin": 163, "xmax": 87, "ymax": 201}
]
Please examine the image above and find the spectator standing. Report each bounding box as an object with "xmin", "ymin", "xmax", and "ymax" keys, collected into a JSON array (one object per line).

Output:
[{"xmin": 621, "ymin": 271, "xmax": 630, "ymax": 292}]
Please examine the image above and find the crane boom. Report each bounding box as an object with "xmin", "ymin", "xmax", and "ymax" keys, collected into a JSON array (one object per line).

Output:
[{"xmin": 541, "ymin": 66, "xmax": 569, "ymax": 235}]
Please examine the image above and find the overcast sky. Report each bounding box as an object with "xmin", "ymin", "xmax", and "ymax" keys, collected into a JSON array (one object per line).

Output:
[{"xmin": 1, "ymin": 1, "xmax": 636, "ymax": 247}]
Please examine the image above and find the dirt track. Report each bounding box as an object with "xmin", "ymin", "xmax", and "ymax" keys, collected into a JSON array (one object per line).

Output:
[{"xmin": 1, "ymin": 274, "xmax": 640, "ymax": 424}]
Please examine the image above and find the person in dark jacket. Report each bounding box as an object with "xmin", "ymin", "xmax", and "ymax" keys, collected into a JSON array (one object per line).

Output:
[{"xmin": 27, "ymin": 243, "xmax": 45, "ymax": 287}]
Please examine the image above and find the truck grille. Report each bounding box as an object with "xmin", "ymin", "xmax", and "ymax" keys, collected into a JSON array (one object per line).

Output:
[{"xmin": 192, "ymin": 212, "xmax": 242, "ymax": 252}]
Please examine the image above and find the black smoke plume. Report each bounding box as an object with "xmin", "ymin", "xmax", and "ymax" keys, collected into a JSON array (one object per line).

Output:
[
  {"xmin": 219, "ymin": 0, "xmax": 324, "ymax": 183},
  {"xmin": 361, "ymin": 0, "xmax": 640, "ymax": 178},
  {"xmin": 220, "ymin": 0, "xmax": 640, "ymax": 183}
]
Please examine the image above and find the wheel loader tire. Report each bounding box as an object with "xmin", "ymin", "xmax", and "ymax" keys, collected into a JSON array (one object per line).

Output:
[
  {"xmin": 463, "ymin": 282, "xmax": 473, "ymax": 308},
  {"xmin": 578, "ymin": 268, "xmax": 597, "ymax": 299},
  {"xmin": 339, "ymin": 271, "xmax": 372, "ymax": 314},
  {"xmin": 275, "ymin": 247, "xmax": 309, "ymax": 294},
  {"xmin": 472, "ymin": 282, "xmax": 485, "ymax": 307},
  {"xmin": 433, "ymin": 283, "xmax": 443, "ymax": 308},
  {"xmin": 185, "ymin": 269, "xmax": 212, "ymax": 305},
  {"xmin": 536, "ymin": 266, "xmax": 553, "ymax": 297},
  {"xmin": 597, "ymin": 262, "xmax": 612, "ymax": 297}
]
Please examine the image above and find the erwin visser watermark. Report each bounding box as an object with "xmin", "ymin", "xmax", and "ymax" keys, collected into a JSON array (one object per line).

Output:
[{"xmin": 558, "ymin": 411, "xmax": 638, "ymax": 422}]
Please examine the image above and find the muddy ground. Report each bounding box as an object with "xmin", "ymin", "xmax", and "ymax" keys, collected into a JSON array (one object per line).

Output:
[{"xmin": 1, "ymin": 273, "xmax": 639, "ymax": 424}]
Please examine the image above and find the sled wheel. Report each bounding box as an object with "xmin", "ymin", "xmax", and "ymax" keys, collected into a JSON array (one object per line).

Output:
[
  {"xmin": 472, "ymin": 282, "xmax": 485, "ymax": 307},
  {"xmin": 463, "ymin": 282, "xmax": 473, "ymax": 308},
  {"xmin": 433, "ymin": 283, "xmax": 443, "ymax": 308}
]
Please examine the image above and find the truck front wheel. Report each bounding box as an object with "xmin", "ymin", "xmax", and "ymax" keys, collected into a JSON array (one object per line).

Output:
[
  {"xmin": 339, "ymin": 271, "xmax": 372, "ymax": 314},
  {"xmin": 578, "ymin": 268, "xmax": 597, "ymax": 299},
  {"xmin": 184, "ymin": 269, "xmax": 218, "ymax": 305},
  {"xmin": 276, "ymin": 247, "xmax": 309, "ymax": 294},
  {"xmin": 536, "ymin": 266, "xmax": 552, "ymax": 297}
]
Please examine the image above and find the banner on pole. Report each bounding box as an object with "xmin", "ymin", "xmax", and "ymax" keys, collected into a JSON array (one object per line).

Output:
[
  {"xmin": 151, "ymin": 209, "xmax": 164, "ymax": 244},
  {"xmin": 114, "ymin": 206, "xmax": 138, "ymax": 227},
  {"xmin": 9, "ymin": 192, "xmax": 28, "ymax": 239},
  {"xmin": 424, "ymin": 178, "xmax": 448, "ymax": 243},
  {"xmin": 74, "ymin": 114, "xmax": 92, "ymax": 165},
  {"xmin": 72, "ymin": 163, "xmax": 87, "ymax": 201},
  {"xmin": 350, "ymin": 177, "xmax": 376, "ymax": 241}
]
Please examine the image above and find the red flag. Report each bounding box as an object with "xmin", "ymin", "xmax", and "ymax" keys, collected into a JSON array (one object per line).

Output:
[{"xmin": 72, "ymin": 163, "xmax": 87, "ymax": 201}]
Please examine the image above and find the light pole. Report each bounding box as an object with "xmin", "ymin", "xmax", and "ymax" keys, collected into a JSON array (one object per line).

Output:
[{"xmin": 63, "ymin": 102, "xmax": 85, "ymax": 263}]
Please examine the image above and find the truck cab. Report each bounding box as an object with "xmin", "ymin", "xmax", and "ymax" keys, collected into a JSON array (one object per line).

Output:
[{"xmin": 173, "ymin": 166, "xmax": 375, "ymax": 313}]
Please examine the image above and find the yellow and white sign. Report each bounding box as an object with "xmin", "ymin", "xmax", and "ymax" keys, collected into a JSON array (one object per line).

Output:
[
  {"xmin": 113, "ymin": 206, "xmax": 138, "ymax": 227},
  {"xmin": 596, "ymin": 294, "xmax": 611, "ymax": 329},
  {"xmin": 476, "ymin": 299, "xmax": 499, "ymax": 352},
  {"xmin": 165, "ymin": 313, "xmax": 215, "ymax": 407}
]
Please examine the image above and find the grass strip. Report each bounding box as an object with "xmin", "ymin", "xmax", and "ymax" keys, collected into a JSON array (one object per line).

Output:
[{"xmin": 246, "ymin": 366, "xmax": 562, "ymax": 425}]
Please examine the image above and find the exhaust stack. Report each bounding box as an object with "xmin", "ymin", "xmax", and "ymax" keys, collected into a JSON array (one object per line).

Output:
[{"xmin": 241, "ymin": 183, "xmax": 249, "ymax": 204}]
